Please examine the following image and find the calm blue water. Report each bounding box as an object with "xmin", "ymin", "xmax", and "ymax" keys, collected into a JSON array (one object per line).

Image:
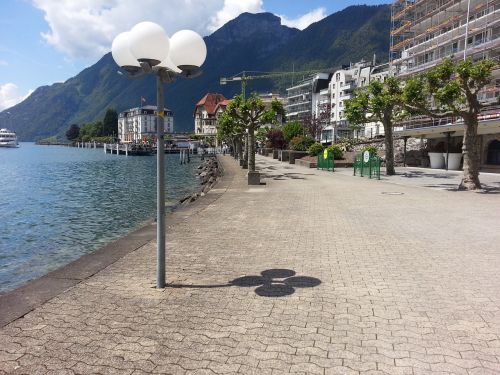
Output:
[{"xmin": 0, "ymin": 143, "xmax": 202, "ymax": 293}]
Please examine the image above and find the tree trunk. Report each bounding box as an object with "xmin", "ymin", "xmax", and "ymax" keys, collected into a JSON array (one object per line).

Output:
[
  {"xmin": 244, "ymin": 132, "xmax": 248, "ymax": 167},
  {"xmin": 249, "ymin": 126, "xmax": 256, "ymax": 172},
  {"xmin": 383, "ymin": 120, "xmax": 395, "ymax": 175},
  {"xmin": 236, "ymin": 137, "xmax": 243, "ymax": 160},
  {"xmin": 459, "ymin": 114, "xmax": 481, "ymax": 190}
]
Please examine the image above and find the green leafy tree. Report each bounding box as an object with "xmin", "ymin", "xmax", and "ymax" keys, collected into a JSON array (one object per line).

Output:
[
  {"xmin": 218, "ymin": 109, "xmax": 245, "ymax": 159},
  {"xmin": 256, "ymin": 126, "xmax": 269, "ymax": 146},
  {"xmin": 282, "ymin": 120, "xmax": 304, "ymax": 142},
  {"xmin": 225, "ymin": 94, "xmax": 283, "ymax": 172},
  {"xmin": 79, "ymin": 121, "xmax": 103, "ymax": 142},
  {"xmin": 65, "ymin": 124, "xmax": 80, "ymax": 141},
  {"xmin": 345, "ymin": 77, "xmax": 405, "ymax": 175},
  {"xmin": 189, "ymin": 134, "xmax": 203, "ymax": 141},
  {"xmin": 102, "ymin": 108, "xmax": 118, "ymax": 136},
  {"xmin": 403, "ymin": 58, "xmax": 498, "ymax": 190}
]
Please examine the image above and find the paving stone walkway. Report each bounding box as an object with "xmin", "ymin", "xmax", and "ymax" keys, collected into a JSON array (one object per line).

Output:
[{"xmin": 1, "ymin": 154, "xmax": 500, "ymax": 375}]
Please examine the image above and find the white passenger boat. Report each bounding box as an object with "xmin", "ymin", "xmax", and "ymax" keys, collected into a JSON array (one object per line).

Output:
[{"xmin": 0, "ymin": 128, "xmax": 19, "ymax": 148}]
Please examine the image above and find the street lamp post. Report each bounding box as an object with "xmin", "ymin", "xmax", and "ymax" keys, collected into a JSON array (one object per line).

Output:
[{"xmin": 111, "ymin": 22, "xmax": 207, "ymax": 288}]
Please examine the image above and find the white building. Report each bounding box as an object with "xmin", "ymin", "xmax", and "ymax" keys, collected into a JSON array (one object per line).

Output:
[
  {"xmin": 194, "ymin": 93, "xmax": 227, "ymax": 137},
  {"xmin": 321, "ymin": 60, "xmax": 389, "ymax": 144},
  {"xmin": 118, "ymin": 105, "xmax": 173, "ymax": 143}
]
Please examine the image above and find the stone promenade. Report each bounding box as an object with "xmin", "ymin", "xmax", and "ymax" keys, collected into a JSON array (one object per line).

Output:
[{"xmin": 1, "ymin": 154, "xmax": 500, "ymax": 375}]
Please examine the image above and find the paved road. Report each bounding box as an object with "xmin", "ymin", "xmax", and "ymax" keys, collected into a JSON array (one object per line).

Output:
[{"xmin": 1, "ymin": 154, "xmax": 500, "ymax": 374}]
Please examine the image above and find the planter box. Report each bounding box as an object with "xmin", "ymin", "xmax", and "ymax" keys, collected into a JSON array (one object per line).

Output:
[
  {"xmin": 428, "ymin": 152, "xmax": 445, "ymax": 169},
  {"xmin": 295, "ymin": 158, "xmax": 317, "ymax": 168},
  {"xmin": 443, "ymin": 152, "xmax": 462, "ymax": 170},
  {"xmin": 278, "ymin": 150, "xmax": 290, "ymax": 162},
  {"xmin": 248, "ymin": 171, "xmax": 260, "ymax": 185},
  {"xmin": 289, "ymin": 151, "xmax": 309, "ymax": 164}
]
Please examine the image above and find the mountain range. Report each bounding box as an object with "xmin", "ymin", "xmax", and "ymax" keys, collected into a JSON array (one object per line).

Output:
[{"xmin": 0, "ymin": 5, "xmax": 391, "ymax": 141}]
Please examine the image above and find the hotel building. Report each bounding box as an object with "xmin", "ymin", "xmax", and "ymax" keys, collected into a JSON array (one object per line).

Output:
[{"xmin": 118, "ymin": 105, "xmax": 174, "ymax": 143}]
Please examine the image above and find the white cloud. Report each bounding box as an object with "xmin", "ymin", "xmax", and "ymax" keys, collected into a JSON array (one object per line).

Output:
[
  {"xmin": 32, "ymin": 0, "xmax": 227, "ymax": 59},
  {"xmin": 0, "ymin": 83, "xmax": 33, "ymax": 110},
  {"xmin": 31, "ymin": 1, "xmax": 327, "ymax": 59},
  {"xmin": 279, "ymin": 8, "xmax": 327, "ymax": 30},
  {"xmin": 0, "ymin": 60, "xmax": 8, "ymax": 66},
  {"xmin": 208, "ymin": 0, "xmax": 264, "ymax": 32}
]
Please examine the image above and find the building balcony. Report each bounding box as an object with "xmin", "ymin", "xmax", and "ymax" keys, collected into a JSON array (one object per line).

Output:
[
  {"xmin": 394, "ymin": 104, "xmax": 500, "ymax": 137},
  {"xmin": 340, "ymin": 82, "xmax": 354, "ymax": 91}
]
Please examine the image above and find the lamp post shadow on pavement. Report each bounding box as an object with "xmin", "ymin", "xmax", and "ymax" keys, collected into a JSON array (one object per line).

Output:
[{"xmin": 111, "ymin": 23, "xmax": 207, "ymax": 288}]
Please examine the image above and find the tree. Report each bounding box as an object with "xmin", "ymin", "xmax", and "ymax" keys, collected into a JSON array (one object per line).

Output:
[
  {"xmin": 256, "ymin": 126, "xmax": 269, "ymax": 146},
  {"xmin": 79, "ymin": 121, "xmax": 103, "ymax": 142},
  {"xmin": 402, "ymin": 58, "xmax": 498, "ymax": 190},
  {"xmin": 225, "ymin": 94, "xmax": 283, "ymax": 172},
  {"xmin": 102, "ymin": 108, "xmax": 118, "ymax": 136},
  {"xmin": 65, "ymin": 124, "xmax": 80, "ymax": 141},
  {"xmin": 218, "ymin": 109, "xmax": 245, "ymax": 159},
  {"xmin": 304, "ymin": 103, "xmax": 331, "ymax": 141},
  {"xmin": 266, "ymin": 129, "xmax": 286, "ymax": 149},
  {"xmin": 282, "ymin": 120, "xmax": 304, "ymax": 142},
  {"xmin": 345, "ymin": 77, "xmax": 404, "ymax": 175}
]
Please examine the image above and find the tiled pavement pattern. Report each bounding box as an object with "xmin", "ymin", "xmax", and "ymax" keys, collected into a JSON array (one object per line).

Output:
[{"xmin": 1, "ymin": 154, "xmax": 500, "ymax": 375}]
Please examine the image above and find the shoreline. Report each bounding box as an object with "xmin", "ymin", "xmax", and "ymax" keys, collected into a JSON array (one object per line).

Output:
[{"xmin": 0, "ymin": 155, "xmax": 227, "ymax": 328}]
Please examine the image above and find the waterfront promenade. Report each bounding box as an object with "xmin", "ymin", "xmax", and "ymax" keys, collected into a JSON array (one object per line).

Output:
[{"xmin": 1, "ymin": 154, "xmax": 500, "ymax": 374}]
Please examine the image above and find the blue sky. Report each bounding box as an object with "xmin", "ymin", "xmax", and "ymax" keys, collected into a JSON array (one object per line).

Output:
[{"xmin": 0, "ymin": 0, "xmax": 391, "ymax": 111}]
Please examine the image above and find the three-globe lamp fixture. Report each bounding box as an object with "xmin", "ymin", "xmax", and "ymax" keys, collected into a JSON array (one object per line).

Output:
[{"xmin": 111, "ymin": 22, "xmax": 207, "ymax": 289}]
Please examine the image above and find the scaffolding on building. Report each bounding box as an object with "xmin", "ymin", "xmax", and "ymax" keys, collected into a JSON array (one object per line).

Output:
[{"xmin": 390, "ymin": 0, "xmax": 499, "ymax": 76}]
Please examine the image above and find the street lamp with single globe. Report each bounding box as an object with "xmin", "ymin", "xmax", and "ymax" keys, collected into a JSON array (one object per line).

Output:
[{"xmin": 111, "ymin": 22, "xmax": 207, "ymax": 289}]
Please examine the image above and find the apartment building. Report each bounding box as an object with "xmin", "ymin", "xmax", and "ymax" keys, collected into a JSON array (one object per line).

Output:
[
  {"xmin": 321, "ymin": 61, "xmax": 389, "ymax": 144},
  {"xmin": 118, "ymin": 105, "xmax": 174, "ymax": 143},
  {"xmin": 391, "ymin": 0, "xmax": 500, "ymax": 169},
  {"xmin": 285, "ymin": 73, "xmax": 330, "ymax": 123}
]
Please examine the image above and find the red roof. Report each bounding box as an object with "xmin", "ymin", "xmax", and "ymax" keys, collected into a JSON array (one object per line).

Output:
[
  {"xmin": 214, "ymin": 99, "xmax": 231, "ymax": 113},
  {"xmin": 195, "ymin": 93, "xmax": 227, "ymax": 115}
]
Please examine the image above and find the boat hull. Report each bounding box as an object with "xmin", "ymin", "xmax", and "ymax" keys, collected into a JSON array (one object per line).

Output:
[{"xmin": 0, "ymin": 142, "xmax": 19, "ymax": 148}]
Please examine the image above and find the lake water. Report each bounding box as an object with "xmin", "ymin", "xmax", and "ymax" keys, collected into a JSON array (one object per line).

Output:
[{"xmin": 0, "ymin": 143, "xmax": 202, "ymax": 293}]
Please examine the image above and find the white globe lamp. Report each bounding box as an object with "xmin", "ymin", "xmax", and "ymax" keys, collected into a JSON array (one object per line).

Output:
[
  {"xmin": 129, "ymin": 22, "xmax": 170, "ymax": 66},
  {"xmin": 111, "ymin": 32, "xmax": 140, "ymax": 73},
  {"xmin": 169, "ymin": 30, "xmax": 207, "ymax": 71}
]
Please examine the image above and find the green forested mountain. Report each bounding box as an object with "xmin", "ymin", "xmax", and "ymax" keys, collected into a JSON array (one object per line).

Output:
[{"xmin": 0, "ymin": 5, "xmax": 391, "ymax": 140}]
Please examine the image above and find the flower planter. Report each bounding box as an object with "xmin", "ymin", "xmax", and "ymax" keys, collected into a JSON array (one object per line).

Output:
[
  {"xmin": 443, "ymin": 152, "xmax": 462, "ymax": 170},
  {"xmin": 428, "ymin": 152, "xmax": 445, "ymax": 169},
  {"xmin": 278, "ymin": 150, "xmax": 289, "ymax": 162},
  {"xmin": 288, "ymin": 151, "xmax": 309, "ymax": 164}
]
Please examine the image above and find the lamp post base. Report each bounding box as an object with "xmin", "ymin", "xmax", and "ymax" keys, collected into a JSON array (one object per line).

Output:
[{"xmin": 248, "ymin": 171, "xmax": 260, "ymax": 185}]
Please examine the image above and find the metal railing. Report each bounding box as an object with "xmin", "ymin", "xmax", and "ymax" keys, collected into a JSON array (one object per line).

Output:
[
  {"xmin": 317, "ymin": 150, "xmax": 335, "ymax": 172},
  {"xmin": 354, "ymin": 153, "xmax": 381, "ymax": 179},
  {"xmin": 397, "ymin": 103, "xmax": 500, "ymax": 130}
]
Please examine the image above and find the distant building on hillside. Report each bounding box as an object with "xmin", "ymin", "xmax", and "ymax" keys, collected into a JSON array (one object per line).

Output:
[
  {"xmin": 194, "ymin": 93, "xmax": 227, "ymax": 138},
  {"xmin": 118, "ymin": 105, "xmax": 174, "ymax": 143}
]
